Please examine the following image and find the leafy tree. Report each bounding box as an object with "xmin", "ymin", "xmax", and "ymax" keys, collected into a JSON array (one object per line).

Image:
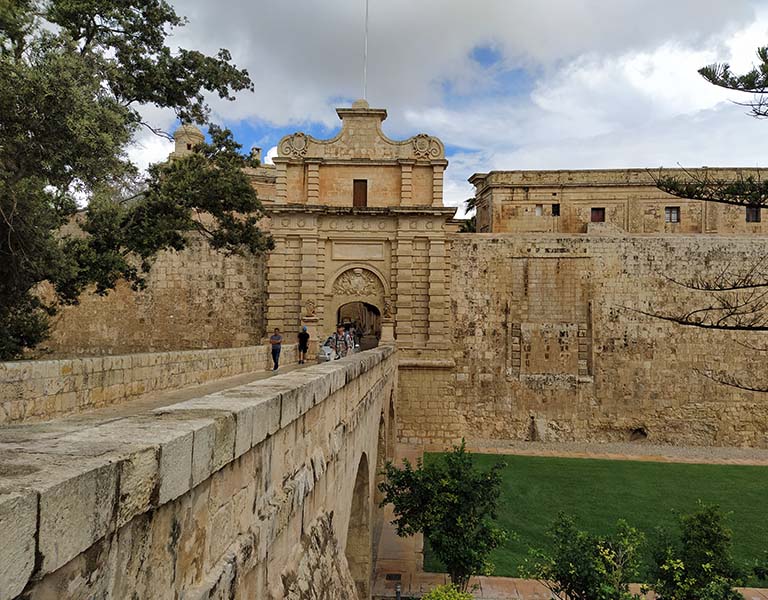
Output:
[
  {"xmin": 0, "ymin": 0, "xmax": 271, "ymax": 359},
  {"xmin": 458, "ymin": 196, "xmax": 478, "ymax": 233},
  {"xmin": 521, "ymin": 513, "xmax": 644, "ymax": 600},
  {"xmin": 648, "ymin": 45, "xmax": 768, "ymax": 391},
  {"xmin": 378, "ymin": 441, "xmax": 508, "ymax": 592},
  {"xmin": 422, "ymin": 584, "xmax": 473, "ymax": 600},
  {"xmin": 648, "ymin": 504, "xmax": 743, "ymax": 600}
]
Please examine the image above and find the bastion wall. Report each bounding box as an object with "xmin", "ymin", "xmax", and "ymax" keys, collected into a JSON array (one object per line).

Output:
[
  {"xmin": 39, "ymin": 236, "xmax": 267, "ymax": 357},
  {"xmin": 397, "ymin": 233, "xmax": 768, "ymax": 448}
]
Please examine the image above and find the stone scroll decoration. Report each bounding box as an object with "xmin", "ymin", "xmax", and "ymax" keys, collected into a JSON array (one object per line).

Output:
[
  {"xmin": 280, "ymin": 132, "xmax": 309, "ymax": 157},
  {"xmin": 411, "ymin": 134, "xmax": 442, "ymax": 159},
  {"xmin": 332, "ymin": 268, "xmax": 385, "ymax": 298}
]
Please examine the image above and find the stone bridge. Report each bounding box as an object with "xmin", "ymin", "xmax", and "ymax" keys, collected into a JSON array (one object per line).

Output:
[{"xmin": 0, "ymin": 346, "xmax": 397, "ymax": 600}]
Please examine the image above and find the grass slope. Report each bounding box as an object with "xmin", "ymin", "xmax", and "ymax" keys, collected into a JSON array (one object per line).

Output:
[{"xmin": 422, "ymin": 453, "xmax": 768, "ymax": 582}]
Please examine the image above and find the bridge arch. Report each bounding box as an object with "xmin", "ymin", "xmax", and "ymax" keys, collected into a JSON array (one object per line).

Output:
[{"xmin": 345, "ymin": 452, "xmax": 371, "ymax": 599}]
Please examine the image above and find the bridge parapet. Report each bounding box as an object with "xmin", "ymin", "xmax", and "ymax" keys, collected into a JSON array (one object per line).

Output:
[{"xmin": 0, "ymin": 345, "xmax": 397, "ymax": 600}]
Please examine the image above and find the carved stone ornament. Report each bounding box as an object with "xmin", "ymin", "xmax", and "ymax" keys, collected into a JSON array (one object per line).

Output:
[
  {"xmin": 383, "ymin": 299, "xmax": 394, "ymax": 319},
  {"xmin": 304, "ymin": 299, "xmax": 316, "ymax": 317},
  {"xmin": 412, "ymin": 134, "xmax": 441, "ymax": 159},
  {"xmin": 280, "ymin": 132, "xmax": 308, "ymax": 157},
  {"xmin": 332, "ymin": 268, "xmax": 384, "ymax": 297}
]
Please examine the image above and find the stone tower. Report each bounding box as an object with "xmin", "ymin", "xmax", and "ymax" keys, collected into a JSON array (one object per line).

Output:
[{"xmin": 171, "ymin": 123, "xmax": 205, "ymax": 158}]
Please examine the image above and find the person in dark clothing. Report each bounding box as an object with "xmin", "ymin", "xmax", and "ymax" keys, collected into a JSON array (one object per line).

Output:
[
  {"xmin": 269, "ymin": 328, "xmax": 283, "ymax": 370},
  {"xmin": 298, "ymin": 326, "xmax": 310, "ymax": 364}
]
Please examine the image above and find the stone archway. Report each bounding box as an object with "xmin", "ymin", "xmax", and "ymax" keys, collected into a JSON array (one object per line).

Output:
[
  {"xmin": 326, "ymin": 267, "xmax": 388, "ymax": 337},
  {"xmin": 345, "ymin": 453, "xmax": 371, "ymax": 600},
  {"xmin": 338, "ymin": 301, "xmax": 381, "ymax": 349}
]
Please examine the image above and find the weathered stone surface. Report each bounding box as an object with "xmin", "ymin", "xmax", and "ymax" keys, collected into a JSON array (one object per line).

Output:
[
  {"xmin": 0, "ymin": 491, "xmax": 36, "ymax": 600},
  {"xmin": 38, "ymin": 460, "xmax": 118, "ymax": 574},
  {"xmin": 158, "ymin": 430, "xmax": 193, "ymax": 504},
  {"xmin": 2, "ymin": 347, "xmax": 397, "ymax": 600}
]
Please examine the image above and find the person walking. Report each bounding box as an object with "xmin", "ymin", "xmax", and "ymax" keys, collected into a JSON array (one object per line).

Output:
[
  {"xmin": 269, "ymin": 328, "xmax": 283, "ymax": 370},
  {"xmin": 330, "ymin": 324, "xmax": 351, "ymax": 359},
  {"xmin": 298, "ymin": 326, "xmax": 310, "ymax": 364}
]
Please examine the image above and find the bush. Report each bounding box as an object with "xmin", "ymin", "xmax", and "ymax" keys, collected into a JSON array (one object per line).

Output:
[
  {"xmin": 648, "ymin": 503, "xmax": 743, "ymax": 600},
  {"xmin": 378, "ymin": 440, "xmax": 507, "ymax": 591},
  {"xmin": 520, "ymin": 513, "xmax": 644, "ymax": 600},
  {"xmin": 422, "ymin": 584, "xmax": 473, "ymax": 600}
]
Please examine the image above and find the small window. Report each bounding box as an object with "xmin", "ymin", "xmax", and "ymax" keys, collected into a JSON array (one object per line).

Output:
[
  {"xmin": 535, "ymin": 204, "xmax": 543, "ymax": 217},
  {"xmin": 591, "ymin": 207, "xmax": 605, "ymax": 223},
  {"xmin": 747, "ymin": 206, "xmax": 761, "ymax": 223},
  {"xmin": 552, "ymin": 203, "xmax": 561, "ymax": 217},
  {"xmin": 186, "ymin": 143, "xmax": 192, "ymax": 150},
  {"xmin": 665, "ymin": 206, "xmax": 680, "ymax": 223},
  {"xmin": 353, "ymin": 180, "xmax": 367, "ymax": 207}
]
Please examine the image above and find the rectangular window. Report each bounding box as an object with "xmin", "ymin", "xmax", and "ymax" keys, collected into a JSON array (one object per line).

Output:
[
  {"xmin": 535, "ymin": 204, "xmax": 543, "ymax": 217},
  {"xmin": 353, "ymin": 179, "xmax": 367, "ymax": 207},
  {"xmin": 552, "ymin": 203, "xmax": 561, "ymax": 217},
  {"xmin": 591, "ymin": 207, "xmax": 605, "ymax": 222},
  {"xmin": 665, "ymin": 206, "xmax": 680, "ymax": 223},
  {"xmin": 747, "ymin": 206, "xmax": 761, "ymax": 223}
]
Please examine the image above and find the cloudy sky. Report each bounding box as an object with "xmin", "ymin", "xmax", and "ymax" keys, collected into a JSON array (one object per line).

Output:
[{"xmin": 129, "ymin": 0, "xmax": 768, "ymax": 216}]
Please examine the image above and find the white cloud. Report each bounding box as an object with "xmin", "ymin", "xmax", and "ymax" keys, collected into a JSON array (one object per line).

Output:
[
  {"xmin": 264, "ymin": 145, "xmax": 278, "ymax": 165},
  {"xmin": 126, "ymin": 0, "xmax": 768, "ymax": 206}
]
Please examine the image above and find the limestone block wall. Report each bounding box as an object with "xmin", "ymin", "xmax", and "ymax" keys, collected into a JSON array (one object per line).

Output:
[
  {"xmin": 41, "ymin": 236, "xmax": 267, "ymax": 357},
  {"xmin": 0, "ymin": 344, "xmax": 297, "ymax": 425},
  {"xmin": 399, "ymin": 233, "xmax": 768, "ymax": 448},
  {"xmin": 0, "ymin": 346, "xmax": 397, "ymax": 600}
]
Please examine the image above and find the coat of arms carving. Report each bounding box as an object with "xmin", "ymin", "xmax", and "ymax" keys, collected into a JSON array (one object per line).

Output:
[{"xmin": 333, "ymin": 268, "xmax": 384, "ymax": 297}]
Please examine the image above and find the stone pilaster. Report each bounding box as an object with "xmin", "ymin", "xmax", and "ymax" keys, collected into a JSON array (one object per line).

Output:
[
  {"xmin": 306, "ymin": 160, "xmax": 321, "ymax": 204},
  {"xmin": 431, "ymin": 162, "xmax": 446, "ymax": 207},
  {"xmin": 393, "ymin": 238, "xmax": 414, "ymax": 346},
  {"xmin": 399, "ymin": 160, "xmax": 414, "ymax": 205},
  {"xmin": 274, "ymin": 160, "xmax": 288, "ymax": 203}
]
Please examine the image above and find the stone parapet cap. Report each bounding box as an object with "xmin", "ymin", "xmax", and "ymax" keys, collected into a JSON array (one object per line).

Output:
[
  {"xmin": 448, "ymin": 231, "xmax": 768, "ymax": 241},
  {"xmin": 398, "ymin": 358, "xmax": 456, "ymax": 369},
  {"xmin": 470, "ymin": 166, "xmax": 768, "ymax": 191}
]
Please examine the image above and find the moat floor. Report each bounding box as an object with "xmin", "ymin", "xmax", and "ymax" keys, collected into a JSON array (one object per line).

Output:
[{"xmin": 372, "ymin": 442, "xmax": 768, "ymax": 600}]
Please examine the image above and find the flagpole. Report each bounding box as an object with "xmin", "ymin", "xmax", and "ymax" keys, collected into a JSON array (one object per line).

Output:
[{"xmin": 363, "ymin": 0, "xmax": 369, "ymax": 100}]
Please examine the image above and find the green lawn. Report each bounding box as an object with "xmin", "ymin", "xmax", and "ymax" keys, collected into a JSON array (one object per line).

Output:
[{"xmin": 422, "ymin": 453, "xmax": 768, "ymax": 583}]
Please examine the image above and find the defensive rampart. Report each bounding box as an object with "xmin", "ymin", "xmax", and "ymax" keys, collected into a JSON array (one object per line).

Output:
[
  {"xmin": 0, "ymin": 345, "xmax": 397, "ymax": 600},
  {"xmin": 398, "ymin": 233, "xmax": 768, "ymax": 448}
]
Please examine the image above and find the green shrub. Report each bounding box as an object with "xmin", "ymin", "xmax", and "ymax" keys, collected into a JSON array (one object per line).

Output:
[{"xmin": 422, "ymin": 584, "xmax": 473, "ymax": 600}]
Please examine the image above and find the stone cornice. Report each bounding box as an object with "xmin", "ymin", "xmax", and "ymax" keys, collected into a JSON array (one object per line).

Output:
[{"xmin": 266, "ymin": 204, "xmax": 457, "ymax": 217}]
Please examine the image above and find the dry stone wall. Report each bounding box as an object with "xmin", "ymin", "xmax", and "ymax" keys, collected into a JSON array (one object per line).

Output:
[
  {"xmin": 398, "ymin": 233, "xmax": 768, "ymax": 448},
  {"xmin": 0, "ymin": 345, "xmax": 297, "ymax": 425},
  {"xmin": 0, "ymin": 346, "xmax": 397, "ymax": 600}
]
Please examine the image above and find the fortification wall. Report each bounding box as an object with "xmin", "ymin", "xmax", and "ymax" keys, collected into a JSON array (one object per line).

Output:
[
  {"xmin": 398, "ymin": 233, "xmax": 768, "ymax": 448},
  {"xmin": 41, "ymin": 236, "xmax": 267, "ymax": 357},
  {"xmin": 0, "ymin": 344, "xmax": 297, "ymax": 425},
  {"xmin": 0, "ymin": 346, "xmax": 397, "ymax": 600}
]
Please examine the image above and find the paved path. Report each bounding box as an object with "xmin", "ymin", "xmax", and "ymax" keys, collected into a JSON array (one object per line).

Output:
[{"xmin": 372, "ymin": 442, "xmax": 768, "ymax": 599}]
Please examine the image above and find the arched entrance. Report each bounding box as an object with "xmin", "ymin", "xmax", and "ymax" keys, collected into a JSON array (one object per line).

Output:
[
  {"xmin": 326, "ymin": 266, "xmax": 389, "ymax": 342},
  {"xmin": 338, "ymin": 301, "xmax": 381, "ymax": 349},
  {"xmin": 345, "ymin": 453, "xmax": 371, "ymax": 600}
]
